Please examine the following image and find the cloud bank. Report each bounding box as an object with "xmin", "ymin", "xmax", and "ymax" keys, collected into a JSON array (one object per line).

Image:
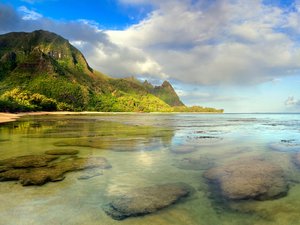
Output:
[
  {"xmin": 285, "ymin": 96, "xmax": 300, "ymax": 106},
  {"xmin": 110, "ymin": 0, "xmax": 300, "ymax": 85},
  {"xmin": 2, "ymin": 0, "xmax": 300, "ymax": 86}
]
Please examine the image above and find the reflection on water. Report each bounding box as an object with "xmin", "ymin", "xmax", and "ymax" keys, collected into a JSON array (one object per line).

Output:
[{"xmin": 0, "ymin": 113, "xmax": 300, "ymax": 224}]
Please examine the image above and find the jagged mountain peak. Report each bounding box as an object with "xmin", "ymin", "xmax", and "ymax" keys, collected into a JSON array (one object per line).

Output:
[
  {"xmin": 0, "ymin": 30, "xmax": 93, "ymax": 75},
  {"xmin": 151, "ymin": 80, "xmax": 184, "ymax": 107},
  {"xmin": 161, "ymin": 80, "xmax": 172, "ymax": 87}
]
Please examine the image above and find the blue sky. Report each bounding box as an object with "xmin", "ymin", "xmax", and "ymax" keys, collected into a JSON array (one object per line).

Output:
[
  {"xmin": 1, "ymin": 0, "xmax": 153, "ymax": 29},
  {"xmin": 0, "ymin": 0, "xmax": 300, "ymax": 112}
]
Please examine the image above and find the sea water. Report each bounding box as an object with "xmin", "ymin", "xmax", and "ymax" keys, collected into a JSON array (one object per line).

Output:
[{"xmin": 0, "ymin": 113, "xmax": 300, "ymax": 225}]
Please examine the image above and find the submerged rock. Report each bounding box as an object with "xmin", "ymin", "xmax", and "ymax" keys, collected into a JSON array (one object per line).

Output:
[
  {"xmin": 104, "ymin": 182, "xmax": 193, "ymax": 220},
  {"xmin": 170, "ymin": 145, "xmax": 197, "ymax": 154},
  {"xmin": 44, "ymin": 149, "xmax": 79, "ymax": 155},
  {"xmin": 54, "ymin": 138, "xmax": 151, "ymax": 152},
  {"xmin": 0, "ymin": 155, "xmax": 58, "ymax": 168},
  {"xmin": 77, "ymin": 169, "xmax": 103, "ymax": 180},
  {"xmin": 186, "ymin": 135, "xmax": 224, "ymax": 146},
  {"xmin": 269, "ymin": 140, "xmax": 300, "ymax": 152},
  {"xmin": 174, "ymin": 156, "xmax": 214, "ymax": 170},
  {"xmin": 293, "ymin": 152, "xmax": 300, "ymax": 168},
  {"xmin": 54, "ymin": 139, "xmax": 105, "ymax": 149},
  {"xmin": 54, "ymin": 157, "xmax": 111, "ymax": 172},
  {"xmin": 15, "ymin": 167, "xmax": 65, "ymax": 186},
  {"xmin": 0, "ymin": 166, "xmax": 8, "ymax": 173},
  {"xmin": 204, "ymin": 158, "xmax": 288, "ymax": 200},
  {"xmin": 0, "ymin": 156, "xmax": 111, "ymax": 186}
]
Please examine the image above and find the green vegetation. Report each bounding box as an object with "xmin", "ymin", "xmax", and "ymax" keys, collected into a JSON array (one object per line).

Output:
[
  {"xmin": 0, "ymin": 30, "xmax": 223, "ymax": 113},
  {"xmin": 173, "ymin": 106, "xmax": 224, "ymax": 113},
  {"xmin": 0, "ymin": 88, "xmax": 58, "ymax": 112},
  {"xmin": 28, "ymin": 77, "xmax": 89, "ymax": 110},
  {"xmin": 88, "ymin": 92, "xmax": 172, "ymax": 112}
]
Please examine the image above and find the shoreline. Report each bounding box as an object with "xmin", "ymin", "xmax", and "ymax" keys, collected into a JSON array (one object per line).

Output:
[
  {"xmin": 0, "ymin": 111, "xmax": 111, "ymax": 124},
  {"xmin": 0, "ymin": 112, "xmax": 77, "ymax": 124},
  {"xmin": 0, "ymin": 111, "xmax": 297, "ymax": 125},
  {"xmin": 0, "ymin": 112, "xmax": 139, "ymax": 124},
  {"xmin": 0, "ymin": 111, "xmax": 224, "ymax": 124},
  {"xmin": 0, "ymin": 113, "xmax": 21, "ymax": 124}
]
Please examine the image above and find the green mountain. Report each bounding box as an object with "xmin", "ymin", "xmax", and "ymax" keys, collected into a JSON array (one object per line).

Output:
[
  {"xmin": 145, "ymin": 80, "xmax": 184, "ymax": 106},
  {"xmin": 0, "ymin": 30, "xmax": 223, "ymax": 113}
]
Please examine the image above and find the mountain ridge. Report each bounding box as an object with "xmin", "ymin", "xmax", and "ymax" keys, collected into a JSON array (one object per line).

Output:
[{"xmin": 0, "ymin": 30, "xmax": 223, "ymax": 113}]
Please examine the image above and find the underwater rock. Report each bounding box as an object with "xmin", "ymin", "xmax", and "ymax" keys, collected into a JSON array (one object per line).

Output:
[
  {"xmin": 0, "ymin": 169, "xmax": 27, "ymax": 181},
  {"xmin": 20, "ymin": 167, "xmax": 65, "ymax": 186},
  {"xmin": 54, "ymin": 157, "xmax": 111, "ymax": 172},
  {"xmin": 281, "ymin": 139, "xmax": 296, "ymax": 143},
  {"xmin": 293, "ymin": 152, "xmax": 300, "ymax": 168},
  {"xmin": 53, "ymin": 138, "xmax": 102, "ymax": 148},
  {"xmin": 54, "ymin": 138, "xmax": 160, "ymax": 152},
  {"xmin": 0, "ymin": 166, "xmax": 8, "ymax": 173},
  {"xmin": 77, "ymin": 169, "xmax": 103, "ymax": 180},
  {"xmin": 0, "ymin": 156, "xmax": 111, "ymax": 186},
  {"xmin": 54, "ymin": 138, "xmax": 136, "ymax": 151},
  {"xmin": 174, "ymin": 156, "xmax": 215, "ymax": 170},
  {"xmin": 204, "ymin": 158, "xmax": 288, "ymax": 200},
  {"xmin": 269, "ymin": 140, "xmax": 300, "ymax": 152},
  {"xmin": 45, "ymin": 149, "xmax": 79, "ymax": 155},
  {"xmin": 0, "ymin": 155, "xmax": 58, "ymax": 168},
  {"xmin": 170, "ymin": 146, "xmax": 197, "ymax": 154},
  {"xmin": 104, "ymin": 182, "xmax": 193, "ymax": 220},
  {"xmin": 0, "ymin": 139, "xmax": 9, "ymax": 142},
  {"xmin": 186, "ymin": 135, "xmax": 224, "ymax": 146},
  {"xmin": 194, "ymin": 136, "xmax": 219, "ymax": 139}
]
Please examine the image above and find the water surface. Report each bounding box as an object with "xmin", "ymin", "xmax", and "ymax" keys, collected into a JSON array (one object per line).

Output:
[{"xmin": 0, "ymin": 113, "xmax": 300, "ymax": 225}]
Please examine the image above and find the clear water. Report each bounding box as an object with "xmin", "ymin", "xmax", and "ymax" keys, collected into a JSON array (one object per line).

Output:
[{"xmin": 0, "ymin": 113, "xmax": 300, "ymax": 225}]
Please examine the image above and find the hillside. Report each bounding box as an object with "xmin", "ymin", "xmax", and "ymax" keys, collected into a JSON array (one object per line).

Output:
[
  {"xmin": 0, "ymin": 30, "xmax": 223, "ymax": 113},
  {"xmin": 146, "ymin": 80, "xmax": 184, "ymax": 107}
]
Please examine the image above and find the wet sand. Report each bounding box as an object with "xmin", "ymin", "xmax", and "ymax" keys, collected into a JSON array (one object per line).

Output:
[
  {"xmin": 0, "ymin": 113, "xmax": 21, "ymax": 124},
  {"xmin": 0, "ymin": 111, "xmax": 146, "ymax": 124},
  {"xmin": 0, "ymin": 112, "xmax": 82, "ymax": 124}
]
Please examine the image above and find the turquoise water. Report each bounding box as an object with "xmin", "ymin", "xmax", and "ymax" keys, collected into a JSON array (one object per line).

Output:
[{"xmin": 0, "ymin": 113, "xmax": 300, "ymax": 225}]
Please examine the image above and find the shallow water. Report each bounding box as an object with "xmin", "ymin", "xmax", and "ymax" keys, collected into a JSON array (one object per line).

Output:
[{"xmin": 0, "ymin": 113, "xmax": 300, "ymax": 225}]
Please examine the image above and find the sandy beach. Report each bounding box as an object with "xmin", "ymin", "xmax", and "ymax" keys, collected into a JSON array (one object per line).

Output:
[
  {"xmin": 0, "ymin": 112, "xmax": 77, "ymax": 124},
  {"xmin": 0, "ymin": 111, "xmax": 135, "ymax": 124},
  {"xmin": 0, "ymin": 113, "xmax": 21, "ymax": 124}
]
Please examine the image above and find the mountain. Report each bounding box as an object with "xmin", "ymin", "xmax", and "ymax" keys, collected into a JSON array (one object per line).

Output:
[
  {"xmin": 146, "ymin": 80, "xmax": 184, "ymax": 106},
  {"xmin": 0, "ymin": 30, "xmax": 107, "ymax": 89},
  {"xmin": 0, "ymin": 30, "xmax": 223, "ymax": 113}
]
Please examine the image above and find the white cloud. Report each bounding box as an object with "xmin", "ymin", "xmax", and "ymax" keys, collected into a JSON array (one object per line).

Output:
[
  {"xmin": 177, "ymin": 90, "xmax": 210, "ymax": 98},
  {"xmin": 285, "ymin": 96, "xmax": 300, "ymax": 106},
  {"xmin": 18, "ymin": 6, "xmax": 42, "ymax": 20},
  {"xmin": 20, "ymin": 0, "xmax": 57, "ymax": 4},
  {"xmin": 21, "ymin": 0, "xmax": 39, "ymax": 3},
  {"xmin": 77, "ymin": 19, "xmax": 100, "ymax": 30},
  {"xmin": 75, "ymin": 41, "xmax": 167, "ymax": 78},
  {"xmin": 21, "ymin": 0, "xmax": 44, "ymax": 3},
  {"xmin": 106, "ymin": 0, "xmax": 300, "ymax": 85}
]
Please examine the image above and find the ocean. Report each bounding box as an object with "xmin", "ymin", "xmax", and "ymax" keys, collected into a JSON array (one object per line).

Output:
[{"xmin": 0, "ymin": 113, "xmax": 299, "ymax": 225}]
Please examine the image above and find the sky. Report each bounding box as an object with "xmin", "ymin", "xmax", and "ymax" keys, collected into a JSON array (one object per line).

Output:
[{"xmin": 0, "ymin": 0, "xmax": 300, "ymax": 112}]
